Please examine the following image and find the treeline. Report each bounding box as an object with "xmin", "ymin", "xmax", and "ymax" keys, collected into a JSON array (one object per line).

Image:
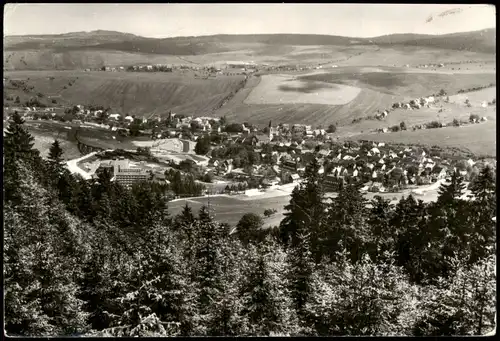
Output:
[
  {"xmin": 3, "ymin": 112, "xmax": 496, "ymax": 336},
  {"xmin": 457, "ymin": 83, "xmax": 495, "ymax": 94},
  {"xmin": 165, "ymin": 169, "xmax": 206, "ymax": 197}
]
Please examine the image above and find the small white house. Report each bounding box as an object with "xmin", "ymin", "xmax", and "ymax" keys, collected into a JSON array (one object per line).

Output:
[
  {"xmin": 124, "ymin": 116, "xmax": 134, "ymax": 122},
  {"xmin": 109, "ymin": 113, "xmax": 121, "ymax": 120}
]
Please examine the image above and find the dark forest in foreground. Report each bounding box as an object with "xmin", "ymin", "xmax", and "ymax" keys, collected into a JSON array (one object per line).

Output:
[{"xmin": 3, "ymin": 112, "xmax": 496, "ymax": 336}]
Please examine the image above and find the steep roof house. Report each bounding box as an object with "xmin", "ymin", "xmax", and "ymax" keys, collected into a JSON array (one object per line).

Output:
[{"xmin": 431, "ymin": 165, "xmax": 448, "ymax": 181}]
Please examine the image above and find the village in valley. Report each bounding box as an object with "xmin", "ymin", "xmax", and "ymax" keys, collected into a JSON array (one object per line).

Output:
[
  {"xmin": 4, "ymin": 87, "xmax": 490, "ymax": 208},
  {"xmin": 3, "ymin": 3, "xmax": 497, "ymax": 338}
]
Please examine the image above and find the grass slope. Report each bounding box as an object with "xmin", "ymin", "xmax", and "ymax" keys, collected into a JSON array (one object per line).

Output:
[
  {"xmin": 348, "ymin": 120, "xmax": 496, "ymax": 157},
  {"xmin": 299, "ymin": 70, "xmax": 496, "ymax": 97},
  {"xmin": 4, "ymin": 70, "xmax": 245, "ymax": 117},
  {"xmin": 214, "ymin": 85, "xmax": 401, "ymax": 127}
]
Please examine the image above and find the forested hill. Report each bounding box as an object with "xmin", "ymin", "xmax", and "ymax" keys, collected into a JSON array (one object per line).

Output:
[{"xmin": 3, "ymin": 112, "xmax": 497, "ymax": 337}]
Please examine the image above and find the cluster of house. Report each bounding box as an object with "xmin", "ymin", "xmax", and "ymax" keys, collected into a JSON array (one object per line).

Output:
[
  {"xmin": 371, "ymin": 96, "xmax": 438, "ymax": 121},
  {"xmin": 204, "ymin": 134, "xmax": 478, "ymax": 194},
  {"xmin": 320, "ymin": 143, "xmax": 465, "ymax": 192},
  {"xmin": 270, "ymin": 123, "xmax": 329, "ymax": 140},
  {"xmin": 415, "ymin": 63, "xmax": 445, "ymax": 69}
]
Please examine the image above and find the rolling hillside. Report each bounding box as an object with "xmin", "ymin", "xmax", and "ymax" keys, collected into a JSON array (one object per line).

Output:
[
  {"xmin": 3, "ymin": 29, "xmax": 495, "ymax": 70},
  {"xmin": 4, "ymin": 70, "xmax": 245, "ymax": 117},
  {"xmin": 299, "ymin": 70, "xmax": 496, "ymax": 97}
]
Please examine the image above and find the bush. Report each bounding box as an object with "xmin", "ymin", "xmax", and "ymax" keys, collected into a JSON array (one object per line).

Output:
[
  {"xmin": 51, "ymin": 99, "xmax": 57, "ymax": 104},
  {"xmin": 327, "ymin": 124, "xmax": 337, "ymax": 133},
  {"xmin": 452, "ymin": 118, "xmax": 460, "ymax": 127},
  {"xmin": 399, "ymin": 121, "xmax": 407, "ymax": 131},
  {"xmin": 263, "ymin": 208, "xmax": 277, "ymax": 217},
  {"xmin": 426, "ymin": 121, "xmax": 441, "ymax": 129},
  {"xmin": 390, "ymin": 125, "xmax": 400, "ymax": 132},
  {"xmin": 469, "ymin": 114, "xmax": 480, "ymax": 123}
]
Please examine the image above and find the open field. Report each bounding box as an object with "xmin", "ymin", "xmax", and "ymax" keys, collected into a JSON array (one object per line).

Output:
[
  {"xmin": 4, "ymin": 70, "xmax": 245, "ymax": 117},
  {"xmin": 168, "ymin": 194, "xmax": 290, "ymax": 228},
  {"xmin": 448, "ymin": 86, "xmax": 496, "ymax": 106},
  {"xmin": 348, "ymin": 120, "xmax": 496, "ymax": 157},
  {"xmin": 213, "ymin": 65, "xmax": 496, "ymax": 127},
  {"xmin": 336, "ymin": 100, "xmax": 496, "ymax": 137},
  {"xmin": 167, "ymin": 179, "xmax": 465, "ymax": 228},
  {"xmin": 299, "ymin": 69, "xmax": 496, "ymax": 97},
  {"xmin": 216, "ymin": 83, "xmax": 403, "ymax": 126},
  {"xmin": 244, "ymin": 74, "xmax": 362, "ymax": 105},
  {"xmin": 333, "ymin": 45, "xmax": 495, "ymax": 68}
]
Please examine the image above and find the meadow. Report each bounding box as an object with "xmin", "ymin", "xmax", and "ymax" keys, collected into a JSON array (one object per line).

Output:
[
  {"xmin": 167, "ymin": 179, "xmax": 455, "ymax": 229},
  {"xmin": 168, "ymin": 194, "xmax": 291, "ymax": 228},
  {"xmin": 348, "ymin": 120, "xmax": 496, "ymax": 157},
  {"xmin": 299, "ymin": 69, "xmax": 496, "ymax": 97},
  {"xmin": 216, "ymin": 83, "xmax": 402, "ymax": 126}
]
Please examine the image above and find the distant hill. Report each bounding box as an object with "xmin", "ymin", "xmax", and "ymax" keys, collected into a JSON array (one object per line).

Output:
[
  {"xmin": 3, "ymin": 29, "xmax": 495, "ymax": 70},
  {"xmin": 371, "ymin": 29, "xmax": 496, "ymax": 53},
  {"xmin": 5, "ymin": 29, "xmax": 495, "ymax": 53}
]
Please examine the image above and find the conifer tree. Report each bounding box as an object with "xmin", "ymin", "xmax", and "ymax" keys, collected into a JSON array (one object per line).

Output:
[
  {"xmin": 48, "ymin": 139, "xmax": 64, "ymax": 164},
  {"xmin": 287, "ymin": 226, "xmax": 315, "ymax": 332},
  {"xmin": 367, "ymin": 196, "xmax": 395, "ymax": 262},
  {"xmin": 308, "ymin": 251, "xmax": 419, "ymax": 336},
  {"xmin": 240, "ymin": 240, "xmax": 299, "ymax": 336},
  {"xmin": 4, "ymin": 163, "xmax": 89, "ymax": 336},
  {"xmin": 414, "ymin": 254, "xmax": 496, "ymax": 336},
  {"xmin": 391, "ymin": 195, "xmax": 436, "ymax": 283},
  {"xmin": 279, "ymin": 159, "xmax": 325, "ymax": 261},
  {"xmin": 437, "ymin": 170, "xmax": 466, "ymax": 205},
  {"xmin": 470, "ymin": 165, "xmax": 496, "ymax": 205},
  {"xmin": 198, "ymin": 205, "xmax": 212, "ymax": 223},
  {"xmin": 205, "ymin": 239, "xmax": 245, "ymax": 336},
  {"xmin": 192, "ymin": 218, "xmax": 226, "ymax": 324},
  {"xmin": 175, "ymin": 203, "xmax": 195, "ymax": 229},
  {"xmin": 325, "ymin": 182, "xmax": 368, "ymax": 263},
  {"xmin": 3, "ymin": 112, "xmax": 41, "ymax": 204}
]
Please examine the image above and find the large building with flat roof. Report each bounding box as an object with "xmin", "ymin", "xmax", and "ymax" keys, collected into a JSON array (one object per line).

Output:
[{"xmin": 96, "ymin": 158, "xmax": 149, "ymax": 187}]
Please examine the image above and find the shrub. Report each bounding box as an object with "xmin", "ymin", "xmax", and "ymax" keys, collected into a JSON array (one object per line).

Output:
[
  {"xmin": 390, "ymin": 125, "xmax": 400, "ymax": 132},
  {"xmin": 399, "ymin": 121, "xmax": 407, "ymax": 131},
  {"xmin": 52, "ymin": 99, "xmax": 57, "ymax": 104},
  {"xmin": 469, "ymin": 114, "xmax": 480, "ymax": 123},
  {"xmin": 426, "ymin": 121, "xmax": 441, "ymax": 129},
  {"xmin": 452, "ymin": 118, "xmax": 460, "ymax": 127}
]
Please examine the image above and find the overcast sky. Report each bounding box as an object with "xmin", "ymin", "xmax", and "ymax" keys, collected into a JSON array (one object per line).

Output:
[{"xmin": 4, "ymin": 3, "xmax": 496, "ymax": 38}]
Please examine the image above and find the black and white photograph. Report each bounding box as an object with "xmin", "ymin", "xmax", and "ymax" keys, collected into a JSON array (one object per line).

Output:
[{"xmin": 3, "ymin": 3, "xmax": 496, "ymax": 337}]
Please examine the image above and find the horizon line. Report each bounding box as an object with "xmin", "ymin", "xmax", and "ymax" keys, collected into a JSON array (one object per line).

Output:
[{"xmin": 4, "ymin": 27, "xmax": 496, "ymax": 40}]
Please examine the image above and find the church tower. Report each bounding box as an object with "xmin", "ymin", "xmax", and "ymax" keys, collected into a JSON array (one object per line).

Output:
[{"xmin": 268, "ymin": 120, "xmax": 273, "ymax": 141}]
